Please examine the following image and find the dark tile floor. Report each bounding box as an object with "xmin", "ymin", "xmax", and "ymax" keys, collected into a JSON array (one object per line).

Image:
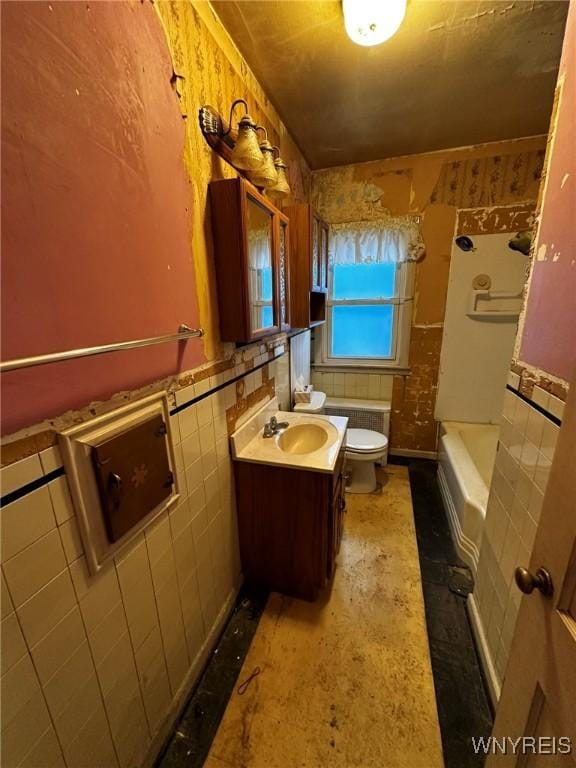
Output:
[
  {"xmin": 402, "ymin": 457, "xmax": 494, "ymax": 768},
  {"xmin": 158, "ymin": 459, "xmax": 493, "ymax": 768},
  {"xmin": 156, "ymin": 587, "xmax": 268, "ymax": 768}
]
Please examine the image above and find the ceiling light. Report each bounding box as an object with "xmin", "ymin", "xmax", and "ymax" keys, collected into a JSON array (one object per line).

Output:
[
  {"xmin": 342, "ymin": 0, "xmax": 406, "ymax": 47},
  {"xmin": 226, "ymin": 99, "xmax": 264, "ymax": 171}
]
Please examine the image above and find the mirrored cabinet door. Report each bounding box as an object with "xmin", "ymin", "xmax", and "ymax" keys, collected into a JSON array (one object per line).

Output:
[
  {"xmin": 246, "ymin": 195, "xmax": 276, "ymax": 334},
  {"xmin": 278, "ymin": 215, "xmax": 290, "ymax": 329}
]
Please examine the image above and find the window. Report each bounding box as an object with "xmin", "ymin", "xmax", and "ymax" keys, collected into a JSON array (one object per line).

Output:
[{"xmin": 323, "ymin": 260, "xmax": 414, "ymax": 368}]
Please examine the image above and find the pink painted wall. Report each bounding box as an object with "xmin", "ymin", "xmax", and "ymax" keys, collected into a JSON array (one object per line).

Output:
[
  {"xmin": 519, "ymin": 0, "xmax": 575, "ymax": 382},
  {"xmin": 1, "ymin": 1, "xmax": 203, "ymax": 436}
]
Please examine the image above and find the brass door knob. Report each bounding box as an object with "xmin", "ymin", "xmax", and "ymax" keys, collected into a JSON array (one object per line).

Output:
[{"xmin": 514, "ymin": 566, "xmax": 554, "ymax": 598}]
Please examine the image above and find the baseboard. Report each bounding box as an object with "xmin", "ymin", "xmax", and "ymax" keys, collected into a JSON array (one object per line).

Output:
[
  {"xmin": 437, "ymin": 464, "xmax": 479, "ymax": 577},
  {"xmin": 143, "ymin": 579, "xmax": 243, "ymax": 768},
  {"xmin": 390, "ymin": 448, "xmax": 438, "ymax": 460},
  {"xmin": 467, "ymin": 592, "xmax": 501, "ymax": 708}
]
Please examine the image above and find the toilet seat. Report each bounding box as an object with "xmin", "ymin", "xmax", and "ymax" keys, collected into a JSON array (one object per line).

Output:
[{"xmin": 346, "ymin": 428, "xmax": 388, "ymax": 454}]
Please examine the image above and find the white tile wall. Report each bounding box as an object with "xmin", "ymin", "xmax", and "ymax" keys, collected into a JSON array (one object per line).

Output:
[
  {"xmin": 473, "ymin": 388, "xmax": 561, "ymax": 690},
  {"xmin": 311, "ymin": 370, "xmax": 394, "ymax": 401},
  {"xmin": 0, "ymin": 356, "xmax": 284, "ymax": 768}
]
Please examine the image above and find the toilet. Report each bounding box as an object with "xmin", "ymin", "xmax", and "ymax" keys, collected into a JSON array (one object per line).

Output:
[
  {"xmin": 344, "ymin": 428, "xmax": 388, "ymax": 494},
  {"xmin": 289, "ymin": 331, "xmax": 389, "ymax": 495}
]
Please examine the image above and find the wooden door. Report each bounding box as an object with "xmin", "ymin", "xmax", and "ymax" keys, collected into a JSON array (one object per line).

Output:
[{"xmin": 487, "ymin": 375, "xmax": 576, "ymax": 766}]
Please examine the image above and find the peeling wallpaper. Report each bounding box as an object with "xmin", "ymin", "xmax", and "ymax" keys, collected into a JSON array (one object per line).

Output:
[
  {"xmin": 311, "ymin": 138, "xmax": 545, "ymax": 452},
  {"xmin": 154, "ymin": 0, "xmax": 311, "ymax": 363}
]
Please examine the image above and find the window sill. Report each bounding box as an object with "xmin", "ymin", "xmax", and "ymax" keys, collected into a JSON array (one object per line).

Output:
[{"xmin": 313, "ymin": 363, "xmax": 411, "ymax": 376}]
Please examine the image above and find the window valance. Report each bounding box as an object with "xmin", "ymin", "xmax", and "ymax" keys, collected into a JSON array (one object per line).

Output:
[
  {"xmin": 330, "ymin": 217, "xmax": 425, "ymax": 265},
  {"xmin": 247, "ymin": 228, "xmax": 272, "ymax": 269}
]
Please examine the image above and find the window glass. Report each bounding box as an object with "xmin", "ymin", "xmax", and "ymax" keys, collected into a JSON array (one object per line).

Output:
[
  {"xmin": 331, "ymin": 305, "xmax": 394, "ymax": 358},
  {"xmin": 332, "ymin": 263, "xmax": 396, "ymax": 300}
]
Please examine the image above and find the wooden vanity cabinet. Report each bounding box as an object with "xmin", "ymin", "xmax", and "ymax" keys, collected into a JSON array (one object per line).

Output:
[
  {"xmin": 284, "ymin": 203, "xmax": 329, "ymax": 328},
  {"xmin": 233, "ymin": 448, "xmax": 345, "ymax": 601},
  {"xmin": 209, "ymin": 178, "xmax": 290, "ymax": 342}
]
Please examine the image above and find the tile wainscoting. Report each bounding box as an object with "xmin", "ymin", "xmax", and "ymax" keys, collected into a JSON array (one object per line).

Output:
[
  {"xmin": 310, "ymin": 370, "xmax": 394, "ymax": 402},
  {"xmin": 0, "ymin": 346, "xmax": 288, "ymax": 768},
  {"xmin": 468, "ymin": 380, "xmax": 563, "ymax": 705}
]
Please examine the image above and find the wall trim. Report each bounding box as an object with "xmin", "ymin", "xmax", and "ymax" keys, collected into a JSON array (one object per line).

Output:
[
  {"xmin": 467, "ymin": 592, "xmax": 501, "ymax": 708},
  {"xmin": 506, "ymin": 383, "xmax": 562, "ymax": 427}
]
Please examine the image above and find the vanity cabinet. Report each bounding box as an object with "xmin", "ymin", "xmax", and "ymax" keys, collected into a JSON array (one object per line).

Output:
[
  {"xmin": 284, "ymin": 203, "xmax": 329, "ymax": 328},
  {"xmin": 209, "ymin": 178, "xmax": 290, "ymax": 342},
  {"xmin": 233, "ymin": 448, "xmax": 345, "ymax": 601}
]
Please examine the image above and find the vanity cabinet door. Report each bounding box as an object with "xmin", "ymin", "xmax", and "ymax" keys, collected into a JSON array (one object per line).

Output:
[
  {"xmin": 277, "ymin": 214, "xmax": 291, "ymax": 330},
  {"xmin": 246, "ymin": 193, "xmax": 279, "ymax": 338}
]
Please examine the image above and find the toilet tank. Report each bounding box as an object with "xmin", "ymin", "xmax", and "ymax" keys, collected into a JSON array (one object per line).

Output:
[{"xmin": 324, "ymin": 397, "xmax": 391, "ymax": 436}]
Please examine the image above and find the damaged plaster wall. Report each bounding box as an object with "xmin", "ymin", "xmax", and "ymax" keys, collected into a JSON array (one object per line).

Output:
[
  {"xmin": 311, "ymin": 138, "xmax": 545, "ymax": 453},
  {"xmin": 1, "ymin": 1, "xmax": 205, "ymax": 436},
  {"xmin": 0, "ymin": 0, "xmax": 310, "ymax": 441},
  {"xmin": 517, "ymin": 0, "xmax": 575, "ymax": 387}
]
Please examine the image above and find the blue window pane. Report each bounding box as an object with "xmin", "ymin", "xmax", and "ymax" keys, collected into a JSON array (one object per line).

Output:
[
  {"xmin": 260, "ymin": 268, "xmax": 273, "ymax": 301},
  {"xmin": 261, "ymin": 305, "xmax": 273, "ymax": 327},
  {"xmin": 331, "ymin": 305, "xmax": 394, "ymax": 358},
  {"xmin": 332, "ymin": 263, "xmax": 396, "ymax": 299}
]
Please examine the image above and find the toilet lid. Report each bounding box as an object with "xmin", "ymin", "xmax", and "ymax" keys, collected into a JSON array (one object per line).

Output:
[{"xmin": 346, "ymin": 428, "xmax": 388, "ymax": 453}]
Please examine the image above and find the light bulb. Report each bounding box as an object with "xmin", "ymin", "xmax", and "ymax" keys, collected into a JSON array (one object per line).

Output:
[{"xmin": 342, "ymin": 0, "xmax": 406, "ymax": 47}]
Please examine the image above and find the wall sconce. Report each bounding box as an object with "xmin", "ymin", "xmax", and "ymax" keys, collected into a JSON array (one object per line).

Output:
[
  {"xmin": 342, "ymin": 0, "xmax": 406, "ymax": 46},
  {"xmin": 225, "ymin": 99, "xmax": 264, "ymax": 171},
  {"xmin": 247, "ymin": 127, "xmax": 278, "ymax": 189},
  {"xmin": 268, "ymin": 148, "xmax": 291, "ymax": 199}
]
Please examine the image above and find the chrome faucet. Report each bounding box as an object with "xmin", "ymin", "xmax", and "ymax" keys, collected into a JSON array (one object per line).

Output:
[{"xmin": 263, "ymin": 415, "xmax": 289, "ymax": 438}]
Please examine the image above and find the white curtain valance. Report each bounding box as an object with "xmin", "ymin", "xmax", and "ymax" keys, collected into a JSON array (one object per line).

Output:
[
  {"xmin": 248, "ymin": 228, "xmax": 272, "ymax": 269},
  {"xmin": 330, "ymin": 217, "xmax": 425, "ymax": 265}
]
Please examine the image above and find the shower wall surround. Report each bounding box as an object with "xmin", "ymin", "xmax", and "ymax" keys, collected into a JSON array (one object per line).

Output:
[{"xmin": 0, "ymin": 340, "xmax": 288, "ymax": 768}]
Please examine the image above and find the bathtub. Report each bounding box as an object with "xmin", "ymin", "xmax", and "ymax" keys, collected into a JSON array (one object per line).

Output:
[{"xmin": 437, "ymin": 422, "xmax": 500, "ymax": 576}]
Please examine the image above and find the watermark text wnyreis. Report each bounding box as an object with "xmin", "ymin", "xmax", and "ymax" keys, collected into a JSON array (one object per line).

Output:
[{"xmin": 471, "ymin": 737, "xmax": 572, "ymax": 755}]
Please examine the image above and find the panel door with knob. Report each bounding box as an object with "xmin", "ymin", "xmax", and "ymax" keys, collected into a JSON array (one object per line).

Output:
[{"xmin": 487, "ymin": 373, "xmax": 576, "ymax": 767}]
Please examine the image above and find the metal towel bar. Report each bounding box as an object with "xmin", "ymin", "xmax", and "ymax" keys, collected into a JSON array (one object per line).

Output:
[{"xmin": 0, "ymin": 324, "xmax": 204, "ymax": 373}]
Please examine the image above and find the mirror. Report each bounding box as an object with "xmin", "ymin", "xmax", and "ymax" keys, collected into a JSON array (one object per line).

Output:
[{"xmin": 246, "ymin": 196, "xmax": 275, "ymax": 332}]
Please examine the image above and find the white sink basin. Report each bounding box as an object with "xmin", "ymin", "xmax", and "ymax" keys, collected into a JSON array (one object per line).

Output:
[
  {"xmin": 278, "ymin": 424, "xmax": 328, "ymax": 455},
  {"xmin": 230, "ymin": 399, "xmax": 348, "ymax": 474}
]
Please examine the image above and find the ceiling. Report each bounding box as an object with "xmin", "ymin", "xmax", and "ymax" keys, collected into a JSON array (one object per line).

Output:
[{"xmin": 212, "ymin": 0, "xmax": 569, "ymax": 169}]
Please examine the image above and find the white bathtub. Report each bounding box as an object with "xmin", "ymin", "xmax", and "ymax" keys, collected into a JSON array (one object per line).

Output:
[{"xmin": 437, "ymin": 421, "xmax": 499, "ymax": 576}]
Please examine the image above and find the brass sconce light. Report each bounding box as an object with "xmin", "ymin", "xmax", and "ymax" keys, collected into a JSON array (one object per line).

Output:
[
  {"xmin": 247, "ymin": 127, "xmax": 278, "ymax": 189},
  {"xmin": 198, "ymin": 99, "xmax": 290, "ymax": 197},
  {"xmin": 268, "ymin": 147, "xmax": 291, "ymax": 199},
  {"xmin": 225, "ymin": 99, "xmax": 264, "ymax": 171}
]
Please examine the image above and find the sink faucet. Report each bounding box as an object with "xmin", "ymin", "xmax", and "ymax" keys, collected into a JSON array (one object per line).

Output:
[{"xmin": 263, "ymin": 415, "xmax": 289, "ymax": 438}]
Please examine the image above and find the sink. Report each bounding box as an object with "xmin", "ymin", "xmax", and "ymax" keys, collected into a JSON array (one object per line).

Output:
[{"xmin": 278, "ymin": 423, "xmax": 328, "ymax": 455}]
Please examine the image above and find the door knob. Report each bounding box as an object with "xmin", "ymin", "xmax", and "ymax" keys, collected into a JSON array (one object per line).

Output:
[{"xmin": 514, "ymin": 566, "xmax": 554, "ymax": 598}]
